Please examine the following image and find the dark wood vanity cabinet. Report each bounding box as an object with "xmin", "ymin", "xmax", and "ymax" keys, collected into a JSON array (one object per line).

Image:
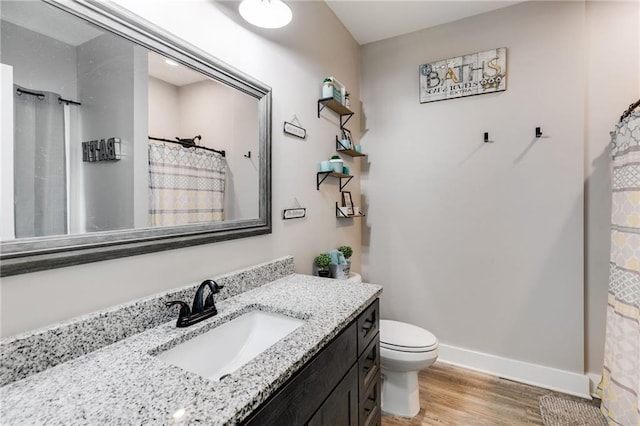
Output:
[
  {"xmin": 356, "ymin": 300, "xmax": 381, "ymax": 426},
  {"xmin": 244, "ymin": 299, "xmax": 380, "ymax": 426}
]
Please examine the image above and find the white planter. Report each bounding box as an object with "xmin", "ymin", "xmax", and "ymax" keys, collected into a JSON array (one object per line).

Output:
[
  {"xmin": 329, "ymin": 159, "xmax": 343, "ymax": 173},
  {"xmin": 322, "ymin": 83, "xmax": 334, "ymax": 99},
  {"xmin": 330, "ymin": 263, "xmax": 351, "ymax": 279}
]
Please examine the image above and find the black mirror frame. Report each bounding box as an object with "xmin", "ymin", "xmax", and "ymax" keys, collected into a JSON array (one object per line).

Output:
[{"xmin": 0, "ymin": 0, "xmax": 272, "ymax": 277}]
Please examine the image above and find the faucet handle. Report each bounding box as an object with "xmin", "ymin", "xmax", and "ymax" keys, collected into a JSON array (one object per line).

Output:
[
  {"xmin": 166, "ymin": 300, "xmax": 191, "ymax": 317},
  {"xmin": 204, "ymin": 294, "xmax": 215, "ymax": 310},
  {"xmin": 166, "ymin": 300, "xmax": 195, "ymax": 328}
]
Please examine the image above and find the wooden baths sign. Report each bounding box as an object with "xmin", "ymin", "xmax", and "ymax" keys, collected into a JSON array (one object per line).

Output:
[
  {"xmin": 419, "ymin": 47, "xmax": 507, "ymax": 103},
  {"xmin": 82, "ymin": 137, "xmax": 121, "ymax": 162}
]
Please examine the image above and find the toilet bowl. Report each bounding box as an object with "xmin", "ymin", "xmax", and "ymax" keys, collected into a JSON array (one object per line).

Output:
[{"xmin": 380, "ymin": 319, "xmax": 439, "ymax": 418}]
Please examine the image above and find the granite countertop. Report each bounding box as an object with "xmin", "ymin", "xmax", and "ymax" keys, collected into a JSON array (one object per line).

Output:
[{"xmin": 0, "ymin": 274, "xmax": 382, "ymax": 425}]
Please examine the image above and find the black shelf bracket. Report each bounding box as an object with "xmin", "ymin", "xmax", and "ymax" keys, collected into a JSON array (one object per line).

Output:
[
  {"xmin": 316, "ymin": 172, "xmax": 353, "ymax": 191},
  {"xmin": 317, "ymin": 101, "xmax": 327, "ymax": 118},
  {"xmin": 336, "ymin": 203, "xmax": 350, "ymax": 218},
  {"xmin": 317, "ymin": 98, "xmax": 354, "ymax": 130},
  {"xmin": 335, "ymin": 135, "xmax": 366, "ymax": 157},
  {"xmin": 335, "ymin": 202, "xmax": 365, "ymax": 218},
  {"xmin": 339, "ymin": 175, "xmax": 353, "ymax": 191},
  {"xmin": 336, "ymin": 136, "xmax": 349, "ymax": 151},
  {"xmin": 340, "ymin": 114, "xmax": 353, "ymax": 129},
  {"xmin": 317, "ymin": 171, "xmax": 331, "ymax": 190}
]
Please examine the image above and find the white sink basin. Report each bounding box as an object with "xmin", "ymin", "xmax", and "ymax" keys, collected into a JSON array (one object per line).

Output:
[{"xmin": 156, "ymin": 310, "xmax": 305, "ymax": 381}]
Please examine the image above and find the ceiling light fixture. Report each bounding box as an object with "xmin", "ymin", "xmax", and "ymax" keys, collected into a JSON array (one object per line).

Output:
[
  {"xmin": 239, "ymin": 0, "xmax": 292, "ymax": 29},
  {"xmin": 165, "ymin": 59, "xmax": 179, "ymax": 66}
]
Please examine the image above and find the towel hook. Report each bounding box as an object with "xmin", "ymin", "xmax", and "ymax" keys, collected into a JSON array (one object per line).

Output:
[{"xmin": 535, "ymin": 127, "xmax": 543, "ymax": 138}]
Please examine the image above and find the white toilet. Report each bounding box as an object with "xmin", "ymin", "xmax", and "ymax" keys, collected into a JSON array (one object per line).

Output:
[{"xmin": 379, "ymin": 319, "xmax": 439, "ymax": 418}]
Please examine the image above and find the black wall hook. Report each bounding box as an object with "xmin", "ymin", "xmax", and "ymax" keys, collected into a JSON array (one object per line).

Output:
[
  {"xmin": 535, "ymin": 127, "xmax": 543, "ymax": 138},
  {"xmin": 484, "ymin": 132, "xmax": 493, "ymax": 143},
  {"xmin": 244, "ymin": 151, "xmax": 251, "ymax": 158}
]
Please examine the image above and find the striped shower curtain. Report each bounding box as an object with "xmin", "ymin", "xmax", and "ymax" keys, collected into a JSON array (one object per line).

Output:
[
  {"xmin": 599, "ymin": 110, "xmax": 640, "ymax": 425},
  {"xmin": 148, "ymin": 143, "xmax": 226, "ymax": 226}
]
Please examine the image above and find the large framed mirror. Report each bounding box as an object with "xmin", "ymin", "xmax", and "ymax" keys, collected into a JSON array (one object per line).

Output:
[{"xmin": 0, "ymin": 0, "xmax": 272, "ymax": 276}]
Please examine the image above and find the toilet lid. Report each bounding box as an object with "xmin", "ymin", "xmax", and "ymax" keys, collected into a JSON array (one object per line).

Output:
[{"xmin": 380, "ymin": 320, "xmax": 438, "ymax": 352}]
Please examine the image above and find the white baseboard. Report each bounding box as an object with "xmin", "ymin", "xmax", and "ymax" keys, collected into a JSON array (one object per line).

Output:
[
  {"xmin": 587, "ymin": 373, "xmax": 602, "ymax": 398},
  {"xmin": 438, "ymin": 344, "xmax": 591, "ymax": 399}
]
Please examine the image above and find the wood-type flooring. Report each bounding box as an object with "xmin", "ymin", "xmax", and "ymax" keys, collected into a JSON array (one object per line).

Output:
[{"xmin": 381, "ymin": 362, "xmax": 599, "ymax": 426}]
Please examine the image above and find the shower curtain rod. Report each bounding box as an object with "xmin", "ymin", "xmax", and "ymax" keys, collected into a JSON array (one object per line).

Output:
[
  {"xmin": 620, "ymin": 98, "xmax": 640, "ymax": 122},
  {"xmin": 58, "ymin": 97, "xmax": 81, "ymax": 106},
  {"xmin": 16, "ymin": 87, "xmax": 44, "ymax": 100},
  {"xmin": 15, "ymin": 87, "xmax": 81, "ymax": 106},
  {"xmin": 148, "ymin": 136, "xmax": 226, "ymax": 157}
]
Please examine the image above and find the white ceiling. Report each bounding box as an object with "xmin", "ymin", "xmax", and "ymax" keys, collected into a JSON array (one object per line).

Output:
[
  {"xmin": 324, "ymin": 0, "xmax": 523, "ymax": 45},
  {"xmin": 1, "ymin": 1, "xmax": 523, "ymax": 49},
  {"xmin": 147, "ymin": 52, "xmax": 209, "ymax": 87},
  {"xmin": 0, "ymin": 1, "xmax": 102, "ymax": 46},
  {"xmin": 1, "ymin": 1, "xmax": 206, "ymax": 88}
]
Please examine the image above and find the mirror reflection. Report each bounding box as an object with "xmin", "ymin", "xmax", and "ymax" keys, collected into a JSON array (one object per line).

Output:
[{"xmin": 0, "ymin": 1, "xmax": 259, "ymax": 241}]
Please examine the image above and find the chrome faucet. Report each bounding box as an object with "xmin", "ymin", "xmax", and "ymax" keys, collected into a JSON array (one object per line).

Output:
[{"xmin": 166, "ymin": 280, "xmax": 224, "ymax": 327}]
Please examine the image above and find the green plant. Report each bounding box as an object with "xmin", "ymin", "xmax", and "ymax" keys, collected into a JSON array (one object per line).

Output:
[
  {"xmin": 330, "ymin": 155, "xmax": 341, "ymax": 160},
  {"xmin": 338, "ymin": 245, "xmax": 353, "ymax": 260},
  {"xmin": 314, "ymin": 253, "xmax": 331, "ymax": 270}
]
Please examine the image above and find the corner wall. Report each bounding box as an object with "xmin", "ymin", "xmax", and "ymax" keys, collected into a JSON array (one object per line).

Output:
[
  {"xmin": 0, "ymin": 0, "xmax": 361, "ymax": 337},
  {"xmin": 584, "ymin": 0, "xmax": 640, "ymax": 376},
  {"xmin": 360, "ymin": 0, "xmax": 639, "ymax": 391},
  {"xmin": 76, "ymin": 34, "xmax": 145, "ymax": 232}
]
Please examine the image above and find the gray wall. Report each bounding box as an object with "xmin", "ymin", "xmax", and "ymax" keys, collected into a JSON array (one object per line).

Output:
[
  {"xmin": 148, "ymin": 77, "xmax": 260, "ymax": 220},
  {"xmin": 1, "ymin": 0, "xmax": 362, "ymax": 337},
  {"xmin": 0, "ymin": 20, "xmax": 77, "ymax": 99},
  {"xmin": 360, "ymin": 0, "xmax": 638, "ymax": 377},
  {"xmin": 148, "ymin": 77, "xmax": 179, "ymax": 138},
  {"xmin": 178, "ymin": 80, "xmax": 259, "ymax": 220},
  {"xmin": 76, "ymin": 33, "xmax": 147, "ymax": 232},
  {"xmin": 132, "ymin": 45, "xmax": 149, "ymax": 229},
  {"xmin": 1, "ymin": 0, "xmax": 637, "ymax": 386}
]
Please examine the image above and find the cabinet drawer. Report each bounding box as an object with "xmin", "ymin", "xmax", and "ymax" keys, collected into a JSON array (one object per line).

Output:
[
  {"xmin": 359, "ymin": 374, "xmax": 381, "ymax": 426},
  {"xmin": 358, "ymin": 333, "xmax": 380, "ymax": 400},
  {"xmin": 357, "ymin": 299, "xmax": 379, "ymax": 356}
]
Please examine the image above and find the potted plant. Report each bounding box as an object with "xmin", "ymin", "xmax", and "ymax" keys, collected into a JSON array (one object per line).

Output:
[
  {"xmin": 338, "ymin": 245, "xmax": 353, "ymax": 264},
  {"xmin": 329, "ymin": 155, "xmax": 343, "ymax": 173},
  {"xmin": 314, "ymin": 253, "xmax": 331, "ymax": 277}
]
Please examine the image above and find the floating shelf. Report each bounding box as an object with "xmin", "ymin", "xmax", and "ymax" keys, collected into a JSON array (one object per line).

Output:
[
  {"xmin": 318, "ymin": 97, "xmax": 354, "ymax": 128},
  {"xmin": 335, "ymin": 137, "xmax": 365, "ymax": 157},
  {"xmin": 336, "ymin": 203, "xmax": 365, "ymax": 218},
  {"xmin": 317, "ymin": 171, "xmax": 353, "ymax": 191}
]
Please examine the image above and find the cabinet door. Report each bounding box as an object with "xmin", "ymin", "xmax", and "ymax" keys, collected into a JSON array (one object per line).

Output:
[
  {"xmin": 307, "ymin": 365, "xmax": 359, "ymax": 426},
  {"xmin": 244, "ymin": 323, "xmax": 357, "ymax": 426}
]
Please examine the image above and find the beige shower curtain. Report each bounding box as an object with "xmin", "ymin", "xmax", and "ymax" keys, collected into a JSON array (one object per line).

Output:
[
  {"xmin": 599, "ymin": 110, "xmax": 640, "ymax": 425},
  {"xmin": 148, "ymin": 142, "xmax": 226, "ymax": 226}
]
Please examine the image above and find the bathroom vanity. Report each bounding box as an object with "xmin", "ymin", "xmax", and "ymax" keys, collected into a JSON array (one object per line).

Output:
[
  {"xmin": 245, "ymin": 299, "xmax": 380, "ymax": 425},
  {"xmin": 0, "ymin": 257, "xmax": 382, "ymax": 425}
]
